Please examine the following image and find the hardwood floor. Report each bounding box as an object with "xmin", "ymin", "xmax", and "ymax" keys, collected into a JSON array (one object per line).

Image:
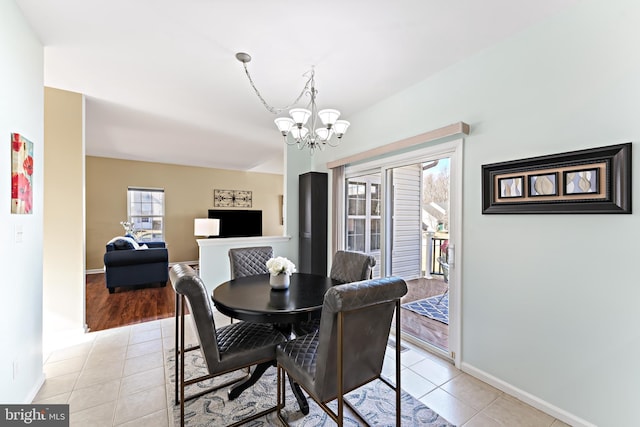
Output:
[
  {"xmin": 401, "ymin": 276, "xmax": 449, "ymax": 350},
  {"xmin": 85, "ymin": 273, "xmax": 175, "ymax": 332}
]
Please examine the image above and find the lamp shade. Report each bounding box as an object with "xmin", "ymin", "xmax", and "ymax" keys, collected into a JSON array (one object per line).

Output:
[
  {"xmin": 333, "ymin": 120, "xmax": 350, "ymax": 138},
  {"xmin": 315, "ymin": 127, "xmax": 331, "ymax": 141},
  {"xmin": 290, "ymin": 126, "xmax": 309, "ymax": 140},
  {"xmin": 289, "ymin": 108, "xmax": 311, "ymax": 126},
  {"xmin": 317, "ymin": 109, "xmax": 340, "ymax": 126},
  {"xmin": 194, "ymin": 218, "xmax": 220, "ymax": 237},
  {"xmin": 274, "ymin": 117, "xmax": 295, "ymax": 135}
]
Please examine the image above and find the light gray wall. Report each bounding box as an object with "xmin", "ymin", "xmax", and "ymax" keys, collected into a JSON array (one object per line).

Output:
[
  {"xmin": 288, "ymin": 0, "xmax": 639, "ymax": 425},
  {"xmin": 0, "ymin": 0, "xmax": 45, "ymax": 403}
]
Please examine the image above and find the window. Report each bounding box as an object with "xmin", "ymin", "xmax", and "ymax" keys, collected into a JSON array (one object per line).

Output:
[
  {"xmin": 127, "ymin": 187, "xmax": 164, "ymax": 241},
  {"xmin": 370, "ymin": 183, "xmax": 381, "ymax": 251},
  {"xmin": 347, "ymin": 182, "xmax": 366, "ymax": 251},
  {"xmin": 346, "ymin": 176, "xmax": 381, "ymax": 253}
]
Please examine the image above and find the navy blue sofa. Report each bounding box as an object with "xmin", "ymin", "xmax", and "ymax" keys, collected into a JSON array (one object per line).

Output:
[{"xmin": 104, "ymin": 237, "xmax": 169, "ymax": 293}]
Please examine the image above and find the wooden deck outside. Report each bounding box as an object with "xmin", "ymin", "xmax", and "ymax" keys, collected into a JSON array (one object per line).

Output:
[{"xmin": 401, "ymin": 276, "xmax": 449, "ymax": 350}]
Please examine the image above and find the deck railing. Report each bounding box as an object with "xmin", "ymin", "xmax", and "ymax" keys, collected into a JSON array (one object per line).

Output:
[{"xmin": 422, "ymin": 231, "xmax": 448, "ymax": 278}]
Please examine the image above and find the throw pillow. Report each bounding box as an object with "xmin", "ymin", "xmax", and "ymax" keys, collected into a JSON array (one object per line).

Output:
[
  {"xmin": 107, "ymin": 236, "xmax": 140, "ymax": 250},
  {"xmin": 125, "ymin": 233, "xmax": 140, "ymax": 242}
]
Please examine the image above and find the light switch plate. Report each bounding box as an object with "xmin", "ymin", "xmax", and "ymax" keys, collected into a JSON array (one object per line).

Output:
[{"xmin": 14, "ymin": 225, "xmax": 23, "ymax": 243}]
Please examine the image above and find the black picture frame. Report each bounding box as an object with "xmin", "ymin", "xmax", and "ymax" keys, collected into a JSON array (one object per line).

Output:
[
  {"xmin": 528, "ymin": 172, "xmax": 558, "ymax": 197},
  {"xmin": 562, "ymin": 167, "xmax": 600, "ymax": 196},
  {"xmin": 497, "ymin": 176, "xmax": 524, "ymax": 199},
  {"xmin": 481, "ymin": 143, "xmax": 631, "ymax": 214}
]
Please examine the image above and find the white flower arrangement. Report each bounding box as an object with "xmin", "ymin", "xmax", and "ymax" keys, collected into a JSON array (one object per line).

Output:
[
  {"xmin": 266, "ymin": 257, "xmax": 296, "ymax": 276},
  {"xmin": 120, "ymin": 221, "xmax": 143, "ymax": 240},
  {"xmin": 120, "ymin": 221, "xmax": 134, "ymax": 234}
]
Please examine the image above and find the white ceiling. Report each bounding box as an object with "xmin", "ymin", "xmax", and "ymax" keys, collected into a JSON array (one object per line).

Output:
[{"xmin": 17, "ymin": 0, "xmax": 578, "ymax": 174}]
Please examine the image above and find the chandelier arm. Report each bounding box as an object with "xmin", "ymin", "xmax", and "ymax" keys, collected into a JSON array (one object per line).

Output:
[
  {"xmin": 325, "ymin": 138, "xmax": 342, "ymax": 147},
  {"xmin": 284, "ymin": 136, "xmax": 299, "ymax": 146},
  {"xmin": 241, "ymin": 62, "xmax": 313, "ymax": 115}
]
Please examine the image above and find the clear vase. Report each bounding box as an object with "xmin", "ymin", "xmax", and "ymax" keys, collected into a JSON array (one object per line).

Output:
[{"xmin": 269, "ymin": 273, "xmax": 290, "ymax": 290}]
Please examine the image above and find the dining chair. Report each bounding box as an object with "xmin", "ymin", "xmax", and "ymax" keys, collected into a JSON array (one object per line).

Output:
[
  {"xmin": 329, "ymin": 250, "xmax": 376, "ymax": 283},
  {"xmin": 227, "ymin": 246, "xmax": 274, "ymax": 325},
  {"xmin": 436, "ymin": 255, "xmax": 449, "ymax": 304},
  {"xmin": 170, "ymin": 264, "xmax": 287, "ymax": 427},
  {"xmin": 229, "ymin": 246, "xmax": 273, "ymax": 279},
  {"xmin": 276, "ymin": 276, "xmax": 407, "ymax": 426},
  {"xmin": 295, "ymin": 250, "xmax": 376, "ymax": 336}
]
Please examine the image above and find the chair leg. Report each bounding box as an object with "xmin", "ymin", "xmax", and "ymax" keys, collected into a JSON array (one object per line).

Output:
[
  {"xmin": 436, "ymin": 287, "xmax": 449, "ymax": 304},
  {"xmin": 276, "ymin": 365, "xmax": 289, "ymax": 427},
  {"xmin": 396, "ymin": 300, "xmax": 402, "ymax": 427},
  {"xmin": 337, "ymin": 311, "xmax": 344, "ymax": 427},
  {"xmin": 179, "ymin": 297, "xmax": 186, "ymax": 427},
  {"xmin": 174, "ymin": 293, "xmax": 179, "ymax": 405}
]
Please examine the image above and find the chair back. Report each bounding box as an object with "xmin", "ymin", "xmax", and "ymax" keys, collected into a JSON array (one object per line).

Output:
[
  {"xmin": 437, "ymin": 256, "xmax": 449, "ymax": 283},
  {"xmin": 329, "ymin": 250, "xmax": 376, "ymax": 284},
  {"xmin": 228, "ymin": 246, "xmax": 273, "ymax": 279},
  {"xmin": 169, "ymin": 264, "xmax": 221, "ymax": 373},
  {"xmin": 313, "ymin": 277, "xmax": 407, "ymax": 402}
]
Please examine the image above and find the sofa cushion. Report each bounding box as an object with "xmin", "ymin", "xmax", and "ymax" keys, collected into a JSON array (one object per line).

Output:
[{"xmin": 104, "ymin": 247, "xmax": 169, "ymax": 267}]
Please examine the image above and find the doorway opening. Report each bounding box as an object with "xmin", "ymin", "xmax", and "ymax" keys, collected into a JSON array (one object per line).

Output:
[{"xmin": 396, "ymin": 158, "xmax": 450, "ymax": 352}]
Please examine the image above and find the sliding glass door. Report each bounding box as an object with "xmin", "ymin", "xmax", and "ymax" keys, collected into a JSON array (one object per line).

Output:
[{"xmin": 343, "ymin": 149, "xmax": 457, "ymax": 358}]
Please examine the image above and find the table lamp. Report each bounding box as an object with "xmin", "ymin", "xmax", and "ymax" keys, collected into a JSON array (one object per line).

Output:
[{"xmin": 194, "ymin": 218, "xmax": 220, "ymax": 238}]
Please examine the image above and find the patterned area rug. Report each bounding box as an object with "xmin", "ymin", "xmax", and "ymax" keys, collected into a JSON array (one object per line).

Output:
[
  {"xmin": 402, "ymin": 294, "xmax": 449, "ymax": 324},
  {"xmin": 166, "ymin": 349, "xmax": 455, "ymax": 426}
]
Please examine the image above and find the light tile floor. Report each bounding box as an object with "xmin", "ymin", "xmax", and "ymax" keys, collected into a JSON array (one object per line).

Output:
[{"xmin": 34, "ymin": 312, "xmax": 572, "ymax": 427}]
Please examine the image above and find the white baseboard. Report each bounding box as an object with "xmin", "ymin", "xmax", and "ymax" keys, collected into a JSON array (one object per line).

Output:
[
  {"xmin": 461, "ymin": 362, "xmax": 596, "ymax": 427},
  {"xmin": 86, "ymin": 260, "xmax": 198, "ymax": 276},
  {"xmin": 26, "ymin": 372, "xmax": 45, "ymax": 403}
]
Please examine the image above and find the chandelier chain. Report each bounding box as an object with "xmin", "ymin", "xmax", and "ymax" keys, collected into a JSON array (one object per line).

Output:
[{"xmin": 241, "ymin": 62, "xmax": 313, "ymax": 115}]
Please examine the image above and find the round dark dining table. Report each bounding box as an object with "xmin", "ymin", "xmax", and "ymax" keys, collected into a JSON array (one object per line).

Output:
[
  {"xmin": 212, "ymin": 272, "xmax": 337, "ymax": 325},
  {"xmin": 211, "ymin": 272, "xmax": 337, "ymax": 413}
]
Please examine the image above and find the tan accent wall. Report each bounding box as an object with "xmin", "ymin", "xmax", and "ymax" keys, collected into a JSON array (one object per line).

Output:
[
  {"xmin": 86, "ymin": 156, "xmax": 284, "ymax": 270},
  {"xmin": 43, "ymin": 87, "xmax": 86, "ymax": 334}
]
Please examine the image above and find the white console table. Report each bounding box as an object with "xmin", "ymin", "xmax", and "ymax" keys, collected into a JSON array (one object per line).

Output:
[{"xmin": 196, "ymin": 235, "xmax": 293, "ymax": 293}]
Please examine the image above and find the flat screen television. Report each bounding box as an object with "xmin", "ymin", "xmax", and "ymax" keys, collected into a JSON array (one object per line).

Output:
[{"xmin": 208, "ymin": 209, "xmax": 262, "ymax": 238}]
